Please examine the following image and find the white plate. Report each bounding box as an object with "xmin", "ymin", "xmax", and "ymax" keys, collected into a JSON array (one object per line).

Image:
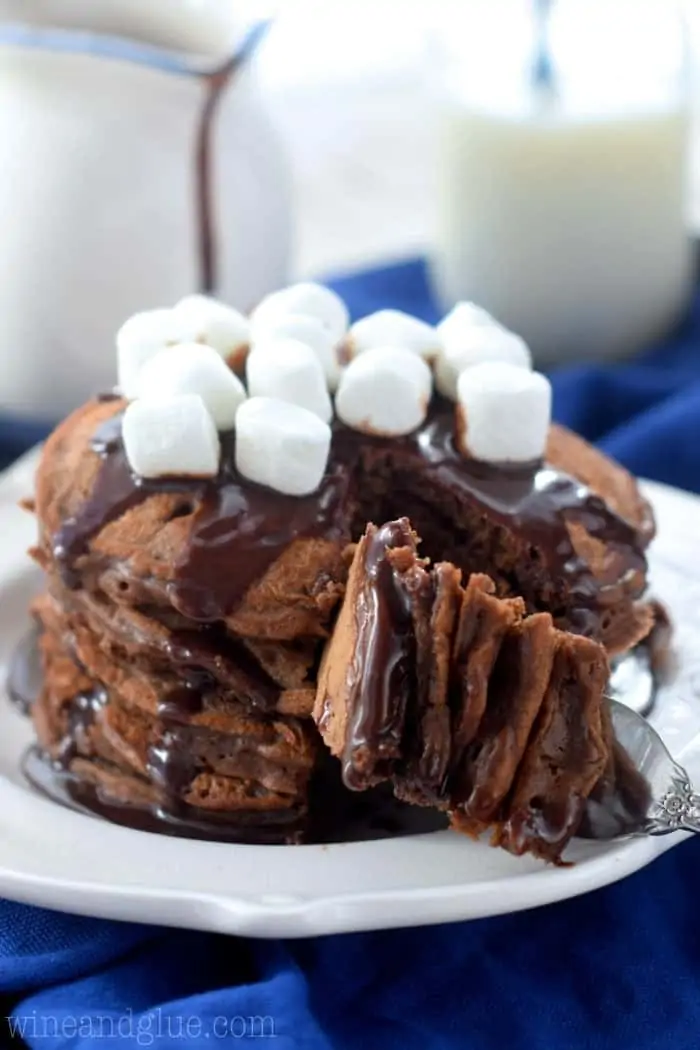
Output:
[{"xmin": 0, "ymin": 449, "xmax": 698, "ymax": 939}]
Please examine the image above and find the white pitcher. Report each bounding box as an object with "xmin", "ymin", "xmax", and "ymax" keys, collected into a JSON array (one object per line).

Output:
[{"xmin": 0, "ymin": 0, "xmax": 291, "ymax": 420}]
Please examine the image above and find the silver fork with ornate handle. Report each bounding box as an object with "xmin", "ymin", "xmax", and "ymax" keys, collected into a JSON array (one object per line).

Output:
[{"xmin": 605, "ymin": 699, "xmax": 700, "ymax": 837}]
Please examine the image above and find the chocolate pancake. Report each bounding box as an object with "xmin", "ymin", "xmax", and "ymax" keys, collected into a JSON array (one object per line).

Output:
[
  {"xmin": 314, "ymin": 520, "xmax": 642, "ymax": 862},
  {"xmin": 492, "ymin": 634, "xmax": 609, "ymax": 862}
]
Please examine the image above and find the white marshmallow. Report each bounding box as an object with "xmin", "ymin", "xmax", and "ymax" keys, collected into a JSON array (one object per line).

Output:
[
  {"xmin": 135, "ymin": 343, "xmax": 246, "ymax": 431},
  {"xmin": 173, "ymin": 294, "xmax": 250, "ymax": 363},
  {"xmin": 251, "ymin": 312, "xmax": 341, "ymax": 390},
  {"xmin": 122, "ymin": 394, "xmax": 220, "ymax": 479},
  {"xmin": 116, "ymin": 308, "xmax": 181, "ymax": 399},
  {"xmin": 335, "ymin": 346, "xmax": 432, "ymax": 437},
  {"xmin": 438, "ymin": 301, "xmax": 498, "ymax": 341},
  {"xmin": 235, "ymin": 397, "xmax": 331, "ymax": 497},
  {"xmin": 436, "ymin": 325, "xmax": 532, "ymax": 400},
  {"xmin": 456, "ymin": 363, "xmax": 551, "ymax": 463},
  {"xmin": 347, "ymin": 309, "xmax": 442, "ymax": 362},
  {"xmin": 251, "ymin": 283, "xmax": 349, "ymax": 343},
  {"xmin": 246, "ymin": 337, "xmax": 333, "ymax": 423}
]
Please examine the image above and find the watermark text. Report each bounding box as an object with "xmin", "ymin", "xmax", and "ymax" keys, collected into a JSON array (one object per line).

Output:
[{"xmin": 7, "ymin": 1008, "xmax": 276, "ymax": 1044}]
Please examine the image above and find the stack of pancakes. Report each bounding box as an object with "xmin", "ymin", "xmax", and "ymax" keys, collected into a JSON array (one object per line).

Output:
[
  {"xmin": 30, "ymin": 400, "xmax": 342, "ymax": 842},
  {"xmin": 32, "ymin": 590, "xmax": 318, "ymax": 842},
  {"xmin": 316, "ymin": 520, "xmax": 616, "ymax": 862},
  {"xmin": 26, "ymin": 394, "xmax": 656, "ymax": 858}
]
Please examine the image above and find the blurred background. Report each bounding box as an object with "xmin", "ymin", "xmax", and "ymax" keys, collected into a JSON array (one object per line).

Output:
[
  {"xmin": 261, "ymin": 0, "xmax": 700, "ymax": 276},
  {"xmin": 1, "ymin": 0, "xmax": 700, "ymax": 418}
]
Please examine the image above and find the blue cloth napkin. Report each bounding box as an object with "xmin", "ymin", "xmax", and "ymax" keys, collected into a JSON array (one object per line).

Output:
[{"xmin": 2, "ymin": 258, "xmax": 700, "ymax": 1050}]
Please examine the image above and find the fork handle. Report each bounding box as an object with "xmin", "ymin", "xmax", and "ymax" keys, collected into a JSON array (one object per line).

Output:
[{"xmin": 647, "ymin": 765, "xmax": 700, "ymax": 836}]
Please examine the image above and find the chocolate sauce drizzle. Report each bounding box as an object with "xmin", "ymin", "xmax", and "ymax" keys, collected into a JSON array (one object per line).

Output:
[
  {"xmin": 411, "ymin": 415, "xmax": 647, "ymax": 635},
  {"xmin": 343, "ymin": 520, "xmax": 416, "ymax": 789},
  {"xmin": 22, "ymin": 745, "xmax": 306, "ymax": 845},
  {"xmin": 53, "ymin": 413, "xmax": 351, "ymax": 619},
  {"xmin": 160, "ymin": 628, "xmax": 280, "ymax": 711},
  {"xmin": 196, "ymin": 23, "xmax": 269, "ymax": 295},
  {"xmin": 52, "ymin": 404, "xmax": 646, "ymax": 636},
  {"xmin": 197, "ymin": 57, "xmax": 239, "ymax": 294},
  {"xmin": 14, "ymin": 629, "xmax": 444, "ymax": 843},
  {"xmin": 19, "ymin": 648, "xmax": 308, "ymax": 844},
  {"xmin": 22, "ymin": 740, "xmax": 445, "ymax": 845},
  {"xmin": 10, "ymin": 622, "xmax": 662, "ymax": 845}
]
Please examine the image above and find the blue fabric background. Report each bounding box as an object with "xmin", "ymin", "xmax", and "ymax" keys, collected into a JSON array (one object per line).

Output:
[{"xmin": 2, "ymin": 259, "xmax": 700, "ymax": 1049}]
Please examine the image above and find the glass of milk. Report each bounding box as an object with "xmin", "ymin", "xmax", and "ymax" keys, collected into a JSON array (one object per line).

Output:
[{"xmin": 429, "ymin": 0, "xmax": 692, "ymax": 364}]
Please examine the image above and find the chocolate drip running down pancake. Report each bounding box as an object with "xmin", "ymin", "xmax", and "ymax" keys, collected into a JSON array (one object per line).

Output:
[
  {"xmin": 19, "ymin": 621, "xmax": 448, "ymax": 845},
  {"xmin": 46, "ymin": 404, "xmax": 351, "ymax": 639},
  {"xmin": 28, "ymin": 611, "xmax": 318, "ymax": 844},
  {"xmin": 23, "ymin": 390, "xmax": 657, "ymax": 860}
]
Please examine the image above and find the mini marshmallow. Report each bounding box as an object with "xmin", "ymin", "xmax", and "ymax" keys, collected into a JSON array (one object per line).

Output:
[
  {"xmin": 251, "ymin": 282, "xmax": 349, "ymax": 343},
  {"xmin": 235, "ymin": 396, "xmax": 331, "ymax": 497},
  {"xmin": 135, "ymin": 343, "xmax": 246, "ymax": 431},
  {"xmin": 246, "ymin": 337, "xmax": 333, "ymax": 423},
  {"xmin": 437, "ymin": 301, "xmax": 498, "ymax": 341},
  {"xmin": 335, "ymin": 346, "xmax": 432, "ymax": 437},
  {"xmin": 122, "ymin": 393, "xmax": 220, "ymax": 479},
  {"xmin": 456, "ymin": 362, "xmax": 551, "ymax": 463},
  {"xmin": 251, "ymin": 312, "xmax": 341, "ymax": 390},
  {"xmin": 436, "ymin": 325, "xmax": 532, "ymax": 400},
  {"xmin": 347, "ymin": 309, "xmax": 442, "ymax": 362},
  {"xmin": 116, "ymin": 308, "xmax": 181, "ymax": 399},
  {"xmin": 173, "ymin": 294, "xmax": 250, "ymax": 369}
]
